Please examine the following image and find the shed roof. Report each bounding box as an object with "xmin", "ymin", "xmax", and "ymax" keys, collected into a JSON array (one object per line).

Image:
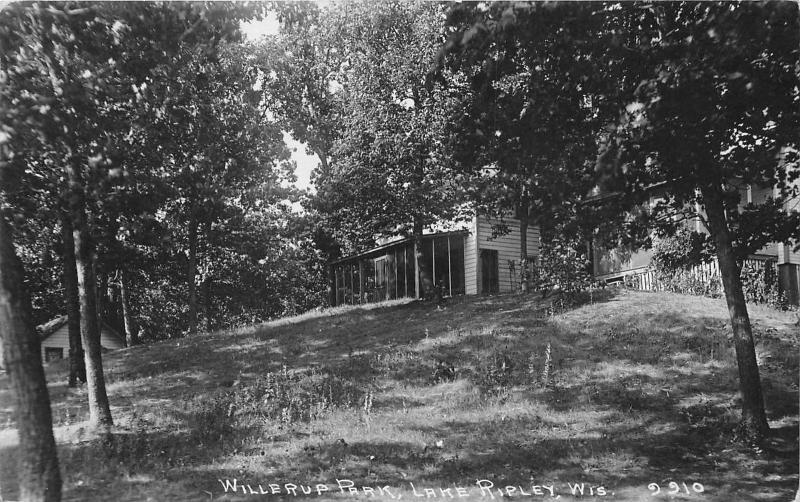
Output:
[
  {"xmin": 37, "ymin": 316, "xmax": 125, "ymax": 345},
  {"xmin": 330, "ymin": 230, "xmax": 469, "ymax": 266}
]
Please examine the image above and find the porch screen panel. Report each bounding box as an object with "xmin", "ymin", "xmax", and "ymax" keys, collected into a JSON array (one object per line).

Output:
[
  {"xmin": 406, "ymin": 243, "xmax": 417, "ymax": 297},
  {"xmin": 433, "ymin": 236, "xmax": 450, "ymax": 294},
  {"xmin": 387, "ymin": 253, "xmax": 397, "ymax": 300},
  {"xmin": 352, "ymin": 264, "xmax": 361, "ymax": 303},
  {"xmin": 375, "ymin": 256, "xmax": 387, "ymax": 301},
  {"xmin": 449, "ymin": 235, "xmax": 466, "ymax": 295},
  {"xmin": 396, "ymin": 248, "xmax": 407, "ymax": 298},
  {"xmin": 347, "ymin": 264, "xmax": 354, "ymax": 304},
  {"xmin": 363, "ymin": 259, "xmax": 376, "ymax": 303},
  {"xmin": 335, "ymin": 266, "xmax": 343, "ymax": 305},
  {"xmin": 420, "ymin": 238, "xmax": 434, "ymax": 295}
]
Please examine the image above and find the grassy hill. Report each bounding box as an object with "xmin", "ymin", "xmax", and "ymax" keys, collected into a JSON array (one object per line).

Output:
[{"xmin": 0, "ymin": 289, "xmax": 798, "ymax": 501}]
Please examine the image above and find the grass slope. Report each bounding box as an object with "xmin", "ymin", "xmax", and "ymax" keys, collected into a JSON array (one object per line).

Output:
[{"xmin": 0, "ymin": 289, "xmax": 797, "ymax": 501}]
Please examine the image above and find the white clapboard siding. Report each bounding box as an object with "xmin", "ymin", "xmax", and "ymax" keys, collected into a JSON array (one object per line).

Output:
[
  {"xmin": 790, "ymin": 246, "xmax": 800, "ymax": 265},
  {"xmin": 780, "ymin": 180, "xmax": 799, "ymax": 264},
  {"xmin": 777, "ymin": 243, "xmax": 800, "ymax": 266},
  {"xmin": 41, "ymin": 323, "xmax": 125, "ymax": 363},
  {"xmin": 464, "ymin": 217, "xmax": 479, "ymax": 295},
  {"xmin": 472, "ymin": 215, "xmax": 541, "ymax": 294}
]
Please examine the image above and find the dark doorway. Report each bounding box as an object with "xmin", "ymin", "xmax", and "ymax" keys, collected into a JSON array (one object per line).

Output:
[{"xmin": 480, "ymin": 249, "xmax": 499, "ymax": 294}]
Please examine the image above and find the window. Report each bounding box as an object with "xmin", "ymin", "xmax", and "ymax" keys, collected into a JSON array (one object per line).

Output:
[{"xmin": 44, "ymin": 347, "xmax": 63, "ymax": 362}]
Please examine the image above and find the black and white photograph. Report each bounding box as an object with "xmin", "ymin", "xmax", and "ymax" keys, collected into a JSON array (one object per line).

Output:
[{"xmin": 0, "ymin": 1, "xmax": 798, "ymax": 500}]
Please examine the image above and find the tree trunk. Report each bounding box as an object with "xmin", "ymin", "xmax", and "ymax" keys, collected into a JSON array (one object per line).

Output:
[
  {"xmin": 518, "ymin": 201, "xmax": 530, "ymax": 294},
  {"xmin": 203, "ymin": 276, "xmax": 212, "ymax": 331},
  {"xmin": 327, "ymin": 265, "xmax": 336, "ymax": 307},
  {"xmin": 796, "ymin": 401, "xmax": 800, "ymax": 501},
  {"xmin": 0, "ymin": 216, "xmax": 62, "ymax": 502},
  {"xmin": 317, "ymin": 151, "xmax": 331, "ymax": 180},
  {"xmin": 120, "ymin": 269, "xmax": 137, "ymax": 347},
  {"xmin": 703, "ymin": 187, "xmax": 769, "ymax": 440},
  {"xmin": 413, "ymin": 217, "xmax": 432, "ymax": 299},
  {"xmin": 66, "ymin": 159, "xmax": 113, "ymax": 428},
  {"xmin": 60, "ymin": 213, "xmax": 85, "ymax": 387},
  {"xmin": 187, "ymin": 215, "xmax": 199, "ymax": 335},
  {"xmin": 96, "ymin": 268, "xmax": 107, "ymax": 325}
]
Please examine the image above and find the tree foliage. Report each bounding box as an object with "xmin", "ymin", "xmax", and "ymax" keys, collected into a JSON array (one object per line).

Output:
[
  {"xmin": 444, "ymin": 1, "xmax": 799, "ymax": 440},
  {"xmin": 2, "ymin": 2, "xmax": 327, "ymax": 343},
  {"xmin": 259, "ymin": 1, "xmax": 469, "ymax": 257}
]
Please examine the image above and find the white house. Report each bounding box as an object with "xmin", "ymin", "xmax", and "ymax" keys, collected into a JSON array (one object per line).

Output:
[
  {"xmin": 328, "ymin": 213, "xmax": 540, "ymax": 306},
  {"xmin": 592, "ymin": 181, "xmax": 800, "ymax": 303}
]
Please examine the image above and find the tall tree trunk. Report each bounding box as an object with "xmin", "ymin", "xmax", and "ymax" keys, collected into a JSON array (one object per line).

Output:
[
  {"xmin": 0, "ymin": 216, "xmax": 62, "ymax": 502},
  {"xmin": 203, "ymin": 276, "xmax": 212, "ymax": 331},
  {"xmin": 187, "ymin": 215, "xmax": 198, "ymax": 335},
  {"xmin": 413, "ymin": 217, "xmax": 432, "ymax": 299},
  {"xmin": 327, "ymin": 265, "xmax": 336, "ymax": 307},
  {"xmin": 518, "ymin": 200, "xmax": 530, "ymax": 294},
  {"xmin": 796, "ymin": 397, "xmax": 800, "ymax": 501},
  {"xmin": 120, "ymin": 269, "xmax": 137, "ymax": 347},
  {"xmin": 96, "ymin": 268, "xmax": 107, "ymax": 325},
  {"xmin": 61, "ymin": 213, "xmax": 85, "ymax": 387},
  {"xmin": 703, "ymin": 187, "xmax": 769, "ymax": 440},
  {"xmin": 66, "ymin": 159, "xmax": 113, "ymax": 428}
]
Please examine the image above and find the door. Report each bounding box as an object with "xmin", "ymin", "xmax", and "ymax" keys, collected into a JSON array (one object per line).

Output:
[
  {"xmin": 374, "ymin": 256, "xmax": 387, "ymax": 301},
  {"xmin": 480, "ymin": 249, "xmax": 499, "ymax": 294}
]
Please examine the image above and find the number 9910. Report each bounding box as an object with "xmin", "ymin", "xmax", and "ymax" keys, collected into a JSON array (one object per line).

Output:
[{"xmin": 648, "ymin": 482, "xmax": 704, "ymax": 496}]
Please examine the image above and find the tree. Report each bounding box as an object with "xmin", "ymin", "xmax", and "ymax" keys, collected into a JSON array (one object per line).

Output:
[
  {"xmin": 0, "ymin": 217, "xmax": 62, "ymax": 502},
  {"xmin": 1, "ymin": 1, "xmax": 263, "ymax": 426},
  {"xmin": 593, "ymin": 2, "xmax": 799, "ymax": 440},
  {"xmin": 445, "ymin": 1, "xmax": 799, "ymax": 440},
  {"xmin": 60, "ymin": 212, "xmax": 86, "ymax": 385},
  {"xmin": 257, "ymin": 2, "xmax": 346, "ymax": 181},
  {"xmin": 145, "ymin": 39, "xmax": 292, "ymax": 334},
  {"xmin": 268, "ymin": 1, "xmax": 469, "ymax": 298},
  {"xmin": 0, "ymin": 26, "xmax": 61, "ymax": 495},
  {"xmin": 444, "ymin": 3, "xmax": 605, "ymax": 292}
]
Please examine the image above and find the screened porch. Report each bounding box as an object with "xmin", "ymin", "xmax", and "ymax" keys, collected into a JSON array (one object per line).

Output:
[{"xmin": 330, "ymin": 231, "xmax": 467, "ymax": 306}]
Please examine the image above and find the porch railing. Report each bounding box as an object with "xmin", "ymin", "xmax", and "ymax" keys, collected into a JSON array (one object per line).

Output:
[{"xmin": 620, "ymin": 256, "xmax": 774, "ymax": 292}]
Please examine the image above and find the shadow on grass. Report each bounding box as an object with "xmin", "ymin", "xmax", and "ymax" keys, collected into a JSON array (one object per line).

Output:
[{"xmin": 2, "ymin": 289, "xmax": 797, "ymax": 502}]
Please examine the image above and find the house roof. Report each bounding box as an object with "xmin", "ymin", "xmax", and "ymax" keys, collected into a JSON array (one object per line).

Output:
[
  {"xmin": 330, "ymin": 230, "xmax": 469, "ymax": 266},
  {"xmin": 38, "ymin": 316, "xmax": 69, "ymax": 338},
  {"xmin": 37, "ymin": 315, "xmax": 125, "ymax": 345}
]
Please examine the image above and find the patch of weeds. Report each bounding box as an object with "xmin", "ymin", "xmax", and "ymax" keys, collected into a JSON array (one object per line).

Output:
[
  {"xmin": 474, "ymin": 350, "xmax": 515, "ymax": 399},
  {"xmin": 187, "ymin": 392, "xmax": 235, "ymax": 444},
  {"xmin": 545, "ymin": 289, "xmax": 605, "ymax": 317},
  {"xmin": 228, "ymin": 365, "xmax": 366, "ymax": 426},
  {"xmin": 679, "ymin": 401, "xmax": 738, "ymax": 437},
  {"xmin": 602, "ymin": 327, "xmax": 668, "ymax": 365},
  {"xmin": 344, "ymin": 351, "xmax": 375, "ymax": 379},
  {"xmin": 362, "ymin": 389, "xmax": 374, "ymax": 427},
  {"xmin": 432, "ymin": 359, "xmax": 456, "ymax": 383},
  {"xmin": 371, "ymin": 348, "xmax": 420, "ymax": 377},
  {"xmin": 60, "ymin": 428, "xmax": 196, "ymax": 480},
  {"xmin": 540, "ymin": 342, "xmax": 554, "ymax": 389},
  {"xmin": 526, "ymin": 342, "xmax": 558, "ymax": 391}
]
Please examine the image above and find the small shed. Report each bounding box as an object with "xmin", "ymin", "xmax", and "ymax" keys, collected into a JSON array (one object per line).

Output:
[{"xmin": 38, "ymin": 316, "xmax": 126, "ymax": 363}]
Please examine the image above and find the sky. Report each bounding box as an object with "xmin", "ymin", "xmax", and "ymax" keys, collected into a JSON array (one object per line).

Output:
[{"xmin": 242, "ymin": 16, "xmax": 321, "ymax": 194}]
